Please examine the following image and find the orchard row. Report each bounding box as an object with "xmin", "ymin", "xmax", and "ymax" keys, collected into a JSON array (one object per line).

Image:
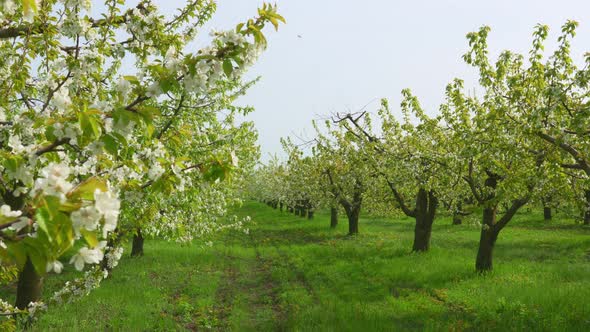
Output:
[{"xmin": 250, "ymin": 21, "xmax": 590, "ymax": 273}]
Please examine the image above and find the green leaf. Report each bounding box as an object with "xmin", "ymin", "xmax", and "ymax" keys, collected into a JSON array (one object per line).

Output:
[
  {"xmin": 59, "ymin": 201, "xmax": 82, "ymax": 213},
  {"xmin": 34, "ymin": 207, "xmax": 51, "ymax": 239},
  {"xmin": 68, "ymin": 177, "xmax": 108, "ymax": 201},
  {"xmin": 22, "ymin": 0, "xmax": 38, "ymax": 17},
  {"xmin": 223, "ymin": 59, "xmax": 233, "ymax": 77},
  {"xmin": 23, "ymin": 238, "xmax": 47, "ymax": 276},
  {"xmin": 6, "ymin": 242, "xmax": 27, "ymax": 270},
  {"xmin": 80, "ymin": 229, "xmax": 98, "ymax": 248},
  {"xmin": 123, "ymin": 75, "xmax": 139, "ymax": 84},
  {"xmin": 79, "ymin": 112, "xmax": 101, "ymax": 140},
  {"xmin": 102, "ymin": 134, "xmax": 119, "ymax": 156}
]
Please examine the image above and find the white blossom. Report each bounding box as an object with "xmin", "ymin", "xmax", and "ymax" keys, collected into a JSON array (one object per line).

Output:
[
  {"xmin": 0, "ymin": 204, "xmax": 22, "ymax": 218},
  {"xmin": 46, "ymin": 260, "xmax": 64, "ymax": 274},
  {"xmin": 71, "ymin": 206, "xmax": 101, "ymax": 237},
  {"xmin": 69, "ymin": 246, "xmax": 104, "ymax": 271}
]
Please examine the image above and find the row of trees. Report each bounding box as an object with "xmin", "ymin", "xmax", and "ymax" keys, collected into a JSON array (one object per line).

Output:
[
  {"xmin": 251, "ymin": 21, "xmax": 590, "ymax": 273},
  {"xmin": 0, "ymin": 0, "xmax": 283, "ymax": 328}
]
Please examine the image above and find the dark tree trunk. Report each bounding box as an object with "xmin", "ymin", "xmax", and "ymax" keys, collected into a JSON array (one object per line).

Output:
[
  {"xmin": 330, "ymin": 207, "xmax": 338, "ymax": 228},
  {"xmin": 11, "ymin": 191, "xmax": 41, "ymax": 310},
  {"xmin": 343, "ymin": 184, "xmax": 363, "ymax": 235},
  {"xmin": 452, "ymin": 212, "xmax": 462, "ymax": 225},
  {"xmin": 15, "ymin": 257, "xmax": 43, "ymax": 309},
  {"xmin": 346, "ymin": 206, "xmax": 360, "ymax": 235},
  {"xmin": 412, "ymin": 220, "xmax": 432, "ymax": 252},
  {"xmin": 279, "ymin": 202, "xmax": 283, "ymax": 212},
  {"xmin": 307, "ymin": 210, "xmax": 314, "ymax": 219},
  {"xmin": 294, "ymin": 207, "xmax": 300, "ymax": 216},
  {"xmin": 131, "ymin": 228, "xmax": 144, "ymax": 257},
  {"xmin": 476, "ymin": 229, "xmax": 497, "ymax": 272},
  {"xmin": 412, "ymin": 189, "xmax": 437, "ymax": 252},
  {"xmin": 543, "ymin": 207, "xmax": 552, "ymax": 221},
  {"xmin": 541, "ymin": 196, "xmax": 552, "ymax": 221},
  {"xmin": 452, "ymin": 202, "xmax": 463, "ymax": 225},
  {"xmin": 476, "ymin": 206, "xmax": 498, "ymax": 272}
]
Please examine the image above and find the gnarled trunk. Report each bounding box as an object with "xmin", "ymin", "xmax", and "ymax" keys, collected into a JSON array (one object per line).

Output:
[
  {"xmin": 16, "ymin": 257, "xmax": 43, "ymax": 309},
  {"xmin": 476, "ymin": 206, "xmax": 498, "ymax": 272},
  {"xmin": 345, "ymin": 206, "xmax": 360, "ymax": 235},
  {"xmin": 412, "ymin": 221, "xmax": 432, "ymax": 252},
  {"xmin": 412, "ymin": 189, "xmax": 437, "ymax": 252},
  {"xmin": 131, "ymin": 228, "xmax": 144, "ymax": 257},
  {"xmin": 330, "ymin": 207, "xmax": 338, "ymax": 228},
  {"xmin": 343, "ymin": 184, "xmax": 363, "ymax": 235}
]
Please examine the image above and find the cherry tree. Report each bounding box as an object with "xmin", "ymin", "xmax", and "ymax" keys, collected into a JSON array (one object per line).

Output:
[
  {"xmin": 336, "ymin": 93, "xmax": 456, "ymax": 251},
  {"xmin": 463, "ymin": 21, "xmax": 590, "ymax": 224},
  {"xmin": 309, "ymin": 120, "xmax": 373, "ymax": 235},
  {"xmin": 0, "ymin": 0, "xmax": 283, "ymax": 323}
]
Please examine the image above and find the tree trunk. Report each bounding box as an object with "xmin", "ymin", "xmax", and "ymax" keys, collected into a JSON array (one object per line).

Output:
[
  {"xmin": 412, "ymin": 189, "xmax": 437, "ymax": 252},
  {"xmin": 131, "ymin": 228, "xmax": 144, "ymax": 257},
  {"xmin": 330, "ymin": 207, "xmax": 338, "ymax": 228},
  {"xmin": 307, "ymin": 210, "xmax": 314, "ymax": 219},
  {"xmin": 541, "ymin": 196, "xmax": 552, "ymax": 221},
  {"xmin": 475, "ymin": 207, "xmax": 498, "ymax": 272},
  {"xmin": 346, "ymin": 206, "xmax": 360, "ymax": 235},
  {"xmin": 294, "ymin": 207, "xmax": 300, "ymax": 216},
  {"xmin": 15, "ymin": 257, "xmax": 43, "ymax": 309},
  {"xmin": 279, "ymin": 202, "xmax": 283, "ymax": 212},
  {"xmin": 452, "ymin": 212, "xmax": 462, "ymax": 225},
  {"xmin": 543, "ymin": 207, "xmax": 552, "ymax": 221},
  {"xmin": 453, "ymin": 201, "xmax": 463, "ymax": 225},
  {"xmin": 412, "ymin": 220, "xmax": 432, "ymax": 252},
  {"xmin": 300, "ymin": 208, "xmax": 307, "ymax": 218}
]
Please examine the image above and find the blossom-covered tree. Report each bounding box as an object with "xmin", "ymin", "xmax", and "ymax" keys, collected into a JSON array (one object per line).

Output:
[
  {"xmin": 335, "ymin": 93, "xmax": 456, "ymax": 251},
  {"xmin": 0, "ymin": 0, "xmax": 283, "ymax": 322},
  {"xmin": 310, "ymin": 120, "xmax": 374, "ymax": 235}
]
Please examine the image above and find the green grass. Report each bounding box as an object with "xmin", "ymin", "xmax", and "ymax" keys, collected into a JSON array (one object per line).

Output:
[{"xmin": 8, "ymin": 201, "xmax": 590, "ymax": 331}]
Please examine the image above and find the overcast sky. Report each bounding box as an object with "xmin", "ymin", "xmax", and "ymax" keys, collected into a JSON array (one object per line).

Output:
[{"xmin": 161, "ymin": 0, "xmax": 590, "ymax": 161}]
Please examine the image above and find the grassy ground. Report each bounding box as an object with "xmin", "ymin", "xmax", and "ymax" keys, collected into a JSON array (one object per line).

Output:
[{"xmin": 10, "ymin": 201, "xmax": 590, "ymax": 331}]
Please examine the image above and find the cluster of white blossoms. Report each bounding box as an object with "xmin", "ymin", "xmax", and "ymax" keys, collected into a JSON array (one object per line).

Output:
[
  {"xmin": 94, "ymin": 190, "xmax": 121, "ymax": 237},
  {"xmin": 51, "ymin": 266, "xmax": 107, "ymax": 304},
  {"xmin": 69, "ymin": 242, "xmax": 106, "ymax": 271},
  {"xmin": 71, "ymin": 206, "xmax": 101, "ymax": 237},
  {"xmin": 0, "ymin": 298, "xmax": 46, "ymax": 321},
  {"xmin": 104, "ymin": 246, "xmax": 124, "ymax": 269},
  {"xmin": 0, "ymin": 204, "xmax": 21, "ymax": 218},
  {"xmin": 33, "ymin": 163, "xmax": 74, "ymax": 203}
]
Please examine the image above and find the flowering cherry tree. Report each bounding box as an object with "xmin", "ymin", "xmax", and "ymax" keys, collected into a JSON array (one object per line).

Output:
[
  {"xmin": 334, "ymin": 94, "xmax": 455, "ymax": 252},
  {"xmin": 0, "ymin": 0, "xmax": 284, "ymax": 323}
]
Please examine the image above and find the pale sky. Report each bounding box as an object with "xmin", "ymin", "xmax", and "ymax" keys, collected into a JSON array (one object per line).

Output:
[{"xmin": 161, "ymin": 0, "xmax": 590, "ymax": 161}]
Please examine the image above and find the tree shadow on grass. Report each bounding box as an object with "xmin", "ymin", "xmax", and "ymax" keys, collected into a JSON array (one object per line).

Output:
[{"xmin": 493, "ymin": 238, "xmax": 590, "ymax": 263}]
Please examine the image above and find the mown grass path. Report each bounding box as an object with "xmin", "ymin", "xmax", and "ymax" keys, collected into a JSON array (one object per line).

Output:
[{"xmin": 25, "ymin": 201, "xmax": 590, "ymax": 331}]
